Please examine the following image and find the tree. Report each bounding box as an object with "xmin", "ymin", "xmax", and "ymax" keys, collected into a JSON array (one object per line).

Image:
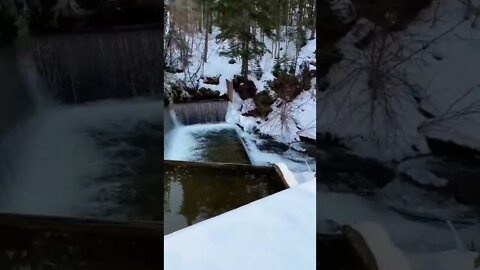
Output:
[{"xmin": 213, "ymin": 0, "xmax": 276, "ymax": 78}]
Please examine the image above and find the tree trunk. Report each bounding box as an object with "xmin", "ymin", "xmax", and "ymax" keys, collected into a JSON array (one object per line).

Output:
[
  {"xmin": 241, "ymin": 3, "xmax": 250, "ymax": 78},
  {"xmin": 241, "ymin": 39, "xmax": 249, "ymax": 78},
  {"xmin": 203, "ymin": 14, "xmax": 209, "ymax": 62},
  {"xmin": 309, "ymin": 0, "xmax": 316, "ymax": 40}
]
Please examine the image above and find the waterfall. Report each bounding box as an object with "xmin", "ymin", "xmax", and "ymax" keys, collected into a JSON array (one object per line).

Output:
[
  {"xmin": 17, "ymin": 55, "xmax": 52, "ymax": 113},
  {"xmin": 29, "ymin": 28, "xmax": 162, "ymax": 104},
  {"xmin": 171, "ymin": 101, "xmax": 229, "ymax": 125},
  {"xmin": 164, "ymin": 107, "xmax": 180, "ymax": 155}
]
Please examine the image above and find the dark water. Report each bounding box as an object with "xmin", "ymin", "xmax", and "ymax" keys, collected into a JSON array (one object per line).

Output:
[
  {"xmin": 164, "ymin": 162, "xmax": 286, "ymax": 235},
  {"xmin": 172, "ymin": 101, "xmax": 228, "ymax": 125},
  {"xmin": 87, "ymin": 120, "xmax": 163, "ymax": 222},
  {"xmin": 191, "ymin": 128, "xmax": 251, "ymax": 164}
]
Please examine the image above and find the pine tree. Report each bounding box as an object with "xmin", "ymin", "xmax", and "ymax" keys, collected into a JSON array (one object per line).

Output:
[{"xmin": 213, "ymin": 0, "xmax": 276, "ymax": 78}]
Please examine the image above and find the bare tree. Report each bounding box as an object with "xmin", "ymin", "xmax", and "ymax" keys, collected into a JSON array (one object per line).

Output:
[{"xmin": 321, "ymin": 17, "xmax": 469, "ymax": 147}]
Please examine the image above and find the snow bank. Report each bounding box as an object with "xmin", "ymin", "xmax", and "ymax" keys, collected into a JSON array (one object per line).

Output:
[
  {"xmin": 352, "ymin": 221, "xmax": 413, "ymax": 270},
  {"xmin": 274, "ymin": 162, "xmax": 299, "ymax": 187},
  {"xmin": 227, "ymin": 88, "xmax": 316, "ymax": 144},
  {"xmin": 403, "ymin": 169, "xmax": 448, "ymax": 187},
  {"xmin": 164, "ymin": 180, "xmax": 316, "ymax": 270},
  {"xmin": 317, "ymin": 187, "xmax": 480, "ymax": 252}
]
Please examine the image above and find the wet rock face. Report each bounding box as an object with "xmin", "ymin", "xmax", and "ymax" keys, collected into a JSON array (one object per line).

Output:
[{"xmin": 233, "ymin": 76, "xmax": 257, "ymax": 100}]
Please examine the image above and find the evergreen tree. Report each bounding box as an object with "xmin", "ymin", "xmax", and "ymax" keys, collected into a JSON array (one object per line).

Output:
[{"xmin": 213, "ymin": 0, "xmax": 276, "ymax": 78}]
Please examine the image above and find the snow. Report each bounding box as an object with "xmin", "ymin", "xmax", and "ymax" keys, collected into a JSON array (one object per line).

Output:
[
  {"xmin": 408, "ymin": 0, "xmax": 480, "ymax": 152},
  {"xmin": 168, "ymin": 26, "xmax": 317, "ymax": 145},
  {"xmin": 380, "ymin": 178, "xmax": 474, "ymax": 223},
  {"xmin": 172, "ymin": 27, "xmax": 279, "ymax": 93},
  {"xmin": 164, "ymin": 180, "xmax": 316, "ymax": 270},
  {"xmin": 239, "ymin": 131, "xmax": 315, "ymax": 174},
  {"xmin": 320, "ymin": 0, "xmax": 480, "ymax": 160},
  {"xmin": 274, "ymin": 162, "xmax": 300, "ymax": 187},
  {"xmin": 317, "ymin": 186, "xmax": 480, "ymax": 269},
  {"xmin": 226, "ymin": 89, "xmax": 316, "ymax": 144},
  {"xmin": 352, "ymin": 221, "xmax": 413, "ymax": 270},
  {"xmin": 403, "ymin": 168, "xmax": 448, "ymax": 187}
]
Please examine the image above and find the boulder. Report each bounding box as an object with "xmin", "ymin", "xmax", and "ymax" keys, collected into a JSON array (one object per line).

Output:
[{"xmin": 233, "ymin": 76, "xmax": 257, "ymax": 100}]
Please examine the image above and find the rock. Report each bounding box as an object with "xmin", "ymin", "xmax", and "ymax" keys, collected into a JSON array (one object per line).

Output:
[
  {"xmin": 203, "ymin": 76, "xmax": 220, "ymax": 85},
  {"xmin": 233, "ymin": 76, "xmax": 257, "ymax": 100},
  {"xmin": 426, "ymin": 137, "xmax": 480, "ymax": 165},
  {"xmin": 194, "ymin": 87, "xmax": 221, "ymax": 100},
  {"xmin": 256, "ymin": 138, "xmax": 290, "ymax": 153}
]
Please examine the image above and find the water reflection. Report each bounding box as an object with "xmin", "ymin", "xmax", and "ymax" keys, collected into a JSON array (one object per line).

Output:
[{"xmin": 164, "ymin": 163, "xmax": 285, "ymax": 235}]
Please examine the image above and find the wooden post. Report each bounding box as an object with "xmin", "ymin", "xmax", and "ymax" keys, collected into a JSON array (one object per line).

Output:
[{"xmin": 226, "ymin": 79, "xmax": 234, "ymax": 101}]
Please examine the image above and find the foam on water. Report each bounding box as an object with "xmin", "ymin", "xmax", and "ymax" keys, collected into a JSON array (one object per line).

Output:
[
  {"xmin": 0, "ymin": 98, "xmax": 163, "ymax": 217},
  {"xmin": 164, "ymin": 123, "xmax": 241, "ymax": 161}
]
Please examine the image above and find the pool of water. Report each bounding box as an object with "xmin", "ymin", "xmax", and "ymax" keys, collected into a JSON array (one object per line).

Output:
[
  {"xmin": 87, "ymin": 120, "xmax": 163, "ymax": 221},
  {"xmin": 165, "ymin": 123, "xmax": 251, "ymax": 164},
  {"xmin": 164, "ymin": 161, "xmax": 286, "ymax": 235},
  {"xmin": 0, "ymin": 99, "xmax": 163, "ymax": 222},
  {"xmin": 191, "ymin": 128, "xmax": 251, "ymax": 163}
]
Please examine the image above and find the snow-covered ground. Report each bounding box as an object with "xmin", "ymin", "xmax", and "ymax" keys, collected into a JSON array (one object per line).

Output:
[
  {"xmin": 321, "ymin": 0, "xmax": 480, "ymax": 161},
  {"xmin": 317, "ymin": 1, "xmax": 480, "ymax": 268},
  {"xmin": 165, "ymin": 180, "xmax": 316, "ymax": 270}
]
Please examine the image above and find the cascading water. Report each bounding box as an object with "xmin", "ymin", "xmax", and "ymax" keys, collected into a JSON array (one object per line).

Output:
[
  {"xmin": 0, "ymin": 29, "xmax": 163, "ymax": 221},
  {"xmin": 164, "ymin": 107, "xmax": 180, "ymax": 154},
  {"xmin": 171, "ymin": 100, "xmax": 228, "ymax": 125},
  {"xmin": 31, "ymin": 29, "xmax": 162, "ymax": 104}
]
